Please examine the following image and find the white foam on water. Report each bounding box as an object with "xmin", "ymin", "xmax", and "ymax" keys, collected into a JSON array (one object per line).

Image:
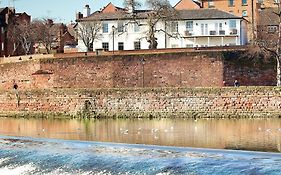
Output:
[
  {"xmin": 156, "ymin": 173, "xmax": 172, "ymax": 175},
  {"xmin": 0, "ymin": 163, "xmax": 36, "ymax": 175},
  {"xmin": 0, "ymin": 158, "xmax": 9, "ymax": 165},
  {"xmin": 45, "ymin": 168, "xmax": 98, "ymax": 175}
]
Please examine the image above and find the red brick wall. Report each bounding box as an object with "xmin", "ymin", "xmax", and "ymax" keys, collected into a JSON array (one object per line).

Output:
[
  {"xmin": 223, "ymin": 63, "xmax": 276, "ymax": 86},
  {"xmin": 0, "ymin": 60, "xmax": 40, "ymax": 90},
  {"xmin": 0, "ymin": 51, "xmax": 276, "ymax": 90},
  {"xmin": 0, "ymin": 87, "xmax": 280, "ymax": 118},
  {"xmin": 37, "ymin": 52, "xmax": 224, "ymax": 89}
]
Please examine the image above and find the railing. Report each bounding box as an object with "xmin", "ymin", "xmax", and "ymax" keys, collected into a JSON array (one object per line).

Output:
[
  {"xmin": 210, "ymin": 31, "xmax": 216, "ymax": 35},
  {"xmin": 219, "ymin": 30, "xmax": 225, "ymax": 35},
  {"xmin": 230, "ymin": 29, "xmax": 238, "ymax": 35}
]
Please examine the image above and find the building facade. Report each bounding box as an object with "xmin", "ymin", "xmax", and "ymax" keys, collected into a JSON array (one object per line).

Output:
[
  {"xmin": 0, "ymin": 7, "xmax": 31, "ymax": 57},
  {"xmin": 77, "ymin": 3, "xmax": 247, "ymax": 52},
  {"xmin": 198, "ymin": 0, "xmax": 280, "ymax": 43},
  {"xmin": 0, "ymin": 7, "xmax": 31, "ymax": 56}
]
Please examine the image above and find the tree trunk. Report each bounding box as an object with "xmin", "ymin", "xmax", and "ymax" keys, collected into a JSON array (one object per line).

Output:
[{"xmin": 277, "ymin": 55, "xmax": 281, "ymax": 86}]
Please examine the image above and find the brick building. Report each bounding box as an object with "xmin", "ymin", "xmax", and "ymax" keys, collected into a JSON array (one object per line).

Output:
[
  {"xmin": 0, "ymin": 7, "xmax": 31, "ymax": 57},
  {"xmin": 35, "ymin": 19, "xmax": 76, "ymax": 54}
]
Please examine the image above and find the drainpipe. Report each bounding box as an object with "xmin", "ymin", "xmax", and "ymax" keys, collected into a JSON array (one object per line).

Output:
[{"xmin": 251, "ymin": 0, "xmax": 255, "ymax": 43}]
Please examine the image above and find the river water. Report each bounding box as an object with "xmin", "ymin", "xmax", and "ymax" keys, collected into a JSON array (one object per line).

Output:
[
  {"xmin": 1, "ymin": 117, "xmax": 281, "ymax": 174},
  {"xmin": 0, "ymin": 117, "xmax": 281, "ymax": 152}
]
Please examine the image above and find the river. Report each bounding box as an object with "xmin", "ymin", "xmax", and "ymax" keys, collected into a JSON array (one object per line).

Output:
[{"xmin": 0, "ymin": 117, "xmax": 280, "ymax": 152}]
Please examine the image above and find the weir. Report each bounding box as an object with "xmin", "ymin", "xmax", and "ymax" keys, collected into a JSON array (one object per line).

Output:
[{"xmin": 0, "ymin": 136, "xmax": 280, "ymax": 174}]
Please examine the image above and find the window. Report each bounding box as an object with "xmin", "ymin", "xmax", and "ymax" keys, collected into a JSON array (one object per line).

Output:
[
  {"xmin": 219, "ymin": 23, "xmax": 225, "ymax": 35},
  {"xmin": 134, "ymin": 23, "xmax": 140, "ymax": 32},
  {"xmin": 228, "ymin": 0, "xmax": 234, "ymax": 6},
  {"xmin": 229, "ymin": 20, "xmax": 236, "ymax": 29},
  {"xmin": 267, "ymin": 26, "xmax": 278, "ymax": 33},
  {"xmin": 102, "ymin": 42, "xmax": 109, "ymax": 51},
  {"xmin": 171, "ymin": 21, "xmax": 178, "ymax": 33},
  {"xmin": 118, "ymin": 42, "xmax": 124, "ymax": 50},
  {"xmin": 186, "ymin": 21, "xmax": 193, "ymax": 32},
  {"xmin": 208, "ymin": 0, "xmax": 214, "ymax": 7},
  {"xmin": 102, "ymin": 23, "xmax": 108, "ymax": 33},
  {"xmin": 215, "ymin": 23, "xmax": 218, "ymax": 32},
  {"xmin": 219, "ymin": 23, "xmax": 223, "ymax": 30},
  {"xmin": 134, "ymin": 41, "xmax": 141, "ymax": 50},
  {"xmin": 199, "ymin": 23, "xmax": 208, "ymax": 35},
  {"xmin": 205, "ymin": 24, "xmax": 208, "ymax": 35},
  {"xmin": 229, "ymin": 20, "xmax": 237, "ymax": 34},
  {"xmin": 242, "ymin": 10, "xmax": 248, "ymax": 17},
  {"xmin": 242, "ymin": 0, "xmax": 247, "ymax": 5},
  {"xmin": 117, "ymin": 22, "xmax": 124, "ymax": 33}
]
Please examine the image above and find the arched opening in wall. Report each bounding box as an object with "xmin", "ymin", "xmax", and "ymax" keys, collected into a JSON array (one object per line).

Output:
[
  {"xmin": 80, "ymin": 100, "xmax": 96, "ymax": 118},
  {"xmin": 84, "ymin": 100, "xmax": 92, "ymax": 111}
]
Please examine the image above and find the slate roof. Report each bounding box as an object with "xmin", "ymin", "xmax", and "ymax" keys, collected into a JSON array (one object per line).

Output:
[
  {"xmin": 78, "ymin": 8, "xmax": 241, "ymax": 22},
  {"xmin": 178, "ymin": 9, "xmax": 241, "ymax": 20}
]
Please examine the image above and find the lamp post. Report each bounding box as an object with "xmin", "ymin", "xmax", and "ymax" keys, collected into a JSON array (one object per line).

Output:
[{"xmin": 112, "ymin": 25, "xmax": 116, "ymax": 54}]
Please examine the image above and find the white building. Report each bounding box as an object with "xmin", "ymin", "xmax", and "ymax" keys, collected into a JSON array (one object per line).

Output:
[{"xmin": 76, "ymin": 3, "xmax": 247, "ymax": 52}]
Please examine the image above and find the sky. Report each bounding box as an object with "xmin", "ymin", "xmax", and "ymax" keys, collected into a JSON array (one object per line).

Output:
[{"xmin": 1, "ymin": 0, "xmax": 179, "ymax": 24}]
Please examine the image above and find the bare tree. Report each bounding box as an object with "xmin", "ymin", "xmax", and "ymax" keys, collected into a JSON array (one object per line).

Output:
[
  {"xmin": 124, "ymin": 0, "xmax": 141, "ymax": 12},
  {"xmin": 124, "ymin": 0, "xmax": 178, "ymax": 49},
  {"xmin": 32, "ymin": 19, "xmax": 60, "ymax": 54},
  {"xmin": 255, "ymin": 6, "xmax": 281, "ymax": 86},
  {"xmin": 18, "ymin": 21, "xmax": 35, "ymax": 54},
  {"xmin": 8, "ymin": 20, "xmax": 34, "ymax": 55},
  {"xmin": 77, "ymin": 21, "xmax": 102, "ymax": 51},
  {"xmin": 144, "ymin": 0, "xmax": 178, "ymax": 49}
]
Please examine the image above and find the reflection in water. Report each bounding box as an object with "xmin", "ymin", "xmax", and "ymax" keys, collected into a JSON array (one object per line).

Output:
[{"xmin": 0, "ymin": 117, "xmax": 281, "ymax": 152}]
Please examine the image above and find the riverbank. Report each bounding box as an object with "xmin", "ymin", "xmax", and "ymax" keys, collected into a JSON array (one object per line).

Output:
[{"xmin": 0, "ymin": 86, "xmax": 280, "ymax": 118}]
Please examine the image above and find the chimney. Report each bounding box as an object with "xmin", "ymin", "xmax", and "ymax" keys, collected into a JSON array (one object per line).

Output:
[
  {"xmin": 76, "ymin": 12, "xmax": 83, "ymax": 20},
  {"xmin": 83, "ymin": 5, "xmax": 91, "ymax": 17}
]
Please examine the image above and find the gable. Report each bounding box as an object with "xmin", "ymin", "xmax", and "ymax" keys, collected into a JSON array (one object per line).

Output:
[
  {"xmin": 174, "ymin": 0, "xmax": 200, "ymax": 10},
  {"xmin": 101, "ymin": 3, "xmax": 124, "ymax": 13}
]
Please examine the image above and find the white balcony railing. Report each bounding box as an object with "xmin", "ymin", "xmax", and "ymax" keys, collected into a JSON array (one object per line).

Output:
[{"xmin": 230, "ymin": 29, "xmax": 237, "ymax": 35}]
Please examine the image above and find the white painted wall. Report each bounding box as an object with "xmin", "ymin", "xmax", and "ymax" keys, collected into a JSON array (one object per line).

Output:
[{"xmin": 77, "ymin": 18, "xmax": 245, "ymax": 52}]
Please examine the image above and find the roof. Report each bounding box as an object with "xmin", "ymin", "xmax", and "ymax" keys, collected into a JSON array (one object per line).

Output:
[
  {"xmin": 79, "ymin": 10, "xmax": 150, "ymax": 21},
  {"xmin": 257, "ymin": 8, "xmax": 279, "ymax": 26},
  {"xmin": 178, "ymin": 9, "xmax": 241, "ymax": 20},
  {"xmin": 78, "ymin": 8, "xmax": 241, "ymax": 22},
  {"xmin": 0, "ymin": 8, "xmax": 5, "ymax": 13},
  {"xmin": 0, "ymin": 7, "xmax": 13, "ymax": 14}
]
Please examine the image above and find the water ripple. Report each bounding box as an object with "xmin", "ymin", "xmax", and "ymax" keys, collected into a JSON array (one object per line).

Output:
[{"xmin": 0, "ymin": 136, "xmax": 280, "ymax": 174}]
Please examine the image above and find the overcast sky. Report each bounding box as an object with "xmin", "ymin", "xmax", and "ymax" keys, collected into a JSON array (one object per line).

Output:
[{"xmin": 1, "ymin": 0, "xmax": 179, "ymax": 24}]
